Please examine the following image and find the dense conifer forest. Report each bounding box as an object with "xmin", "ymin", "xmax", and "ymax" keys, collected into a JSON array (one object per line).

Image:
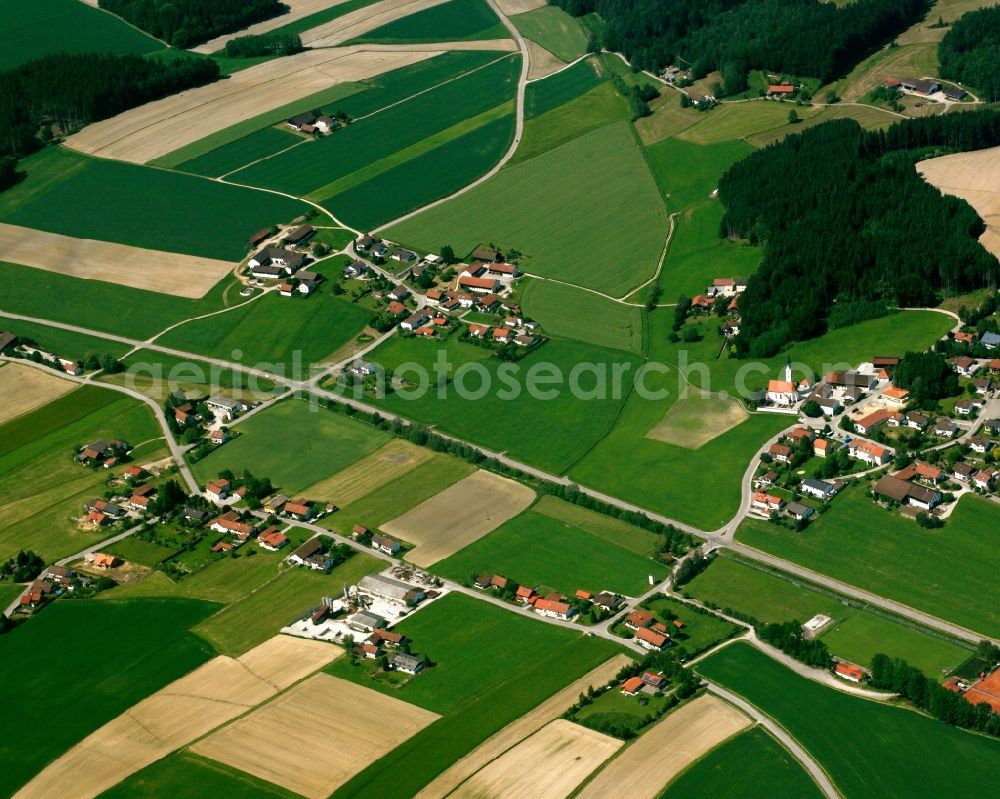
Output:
[
  {"xmin": 99, "ymin": 0, "xmax": 289, "ymax": 48},
  {"xmin": 718, "ymin": 112, "xmax": 1000, "ymax": 357},
  {"xmin": 549, "ymin": 0, "xmax": 930, "ymax": 85},
  {"xmin": 939, "ymin": 6, "xmax": 1000, "ymax": 102}
]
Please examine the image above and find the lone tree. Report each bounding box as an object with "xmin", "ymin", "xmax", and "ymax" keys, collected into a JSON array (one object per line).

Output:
[{"xmin": 788, "ymin": 109, "xmax": 800, "ymax": 124}]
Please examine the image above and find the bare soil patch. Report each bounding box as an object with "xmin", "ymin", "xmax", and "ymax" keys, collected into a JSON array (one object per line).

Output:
[
  {"xmin": 646, "ymin": 394, "xmax": 749, "ymax": 450},
  {"xmin": 382, "ymin": 469, "xmax": 535, "ymax": 567},
  {"xmin": 526, "ymin": 39, "xmax": 566, "ymax": 80},
  {"xmin": 575, "ymin": 694, "xmax": 751, "ymax": 799},
  {"xmin": 0, "ymin": 223, "xmax": 233, "ymax": 298},
  {"xmin": 299, "ymin": 438, "xmax": 433, "ymax": 505},
  {"xmin": 918, "ymin": 146, "xmax": 1000, "ymax": 260},
  {"xmin": 65, "ymin": 47, "xmax": 441, "ymax": 164},
  {"xmin": 0, "ymin": 362, "xmax": 75, "ymax": 424},
  {"xmin": 14, "ymin": 636, "xmax": 339, "ymax": 799},
  {"xmin": 416, "ymin": 654, "xmax": 632, "ymax": 799},
  {"xmin": 191, "ymin": 673, "xmax": 439, "ymax": 799},
  {"xmin": 452, "ymin": 719, "xmax": 621, "ymax": 799}
]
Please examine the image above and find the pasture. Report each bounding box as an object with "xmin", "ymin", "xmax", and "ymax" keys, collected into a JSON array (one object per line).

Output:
[
  {"xmin": 576, "ymin": 695, "xmax": 751, "ymax": 799},
  {"xmin": 738, "ymin": 487, "xmax": 1000, "ymax": 639},
  {"xmin": 434, "ymin": 503, "xmax": 668, "ymax": 596},
  {"xmin": 17, "ymin": 635, "xmax": 338, "ymax": 799},
  {"xmin": 0, "ymin": 148, "xmax": 307, "ymax": 262},
  {"xmin": 696, "ymin": 642, "xmax": 1000, "ymax": 799},
  {"xmin": 192, "ymin": 400, "xmax": 390, "ymax": 499},
  {"xmin": 0, "ymin": 362, "xmax": 74, "ymax": 424},
  {"xmin": 454, "ymin": 719, "xmax": 620, "ymax": 799},
  {"xmin": 387, "ymin": 122, "xmax": 668, "ymax": 297},
  {"xmin": 349, "ymin": 0, "xmax": 507, "ymax": 43},
  {"xmin": 298, "ymin": 438, "xmax": 433, "ymax": 506},
  {"xmin": 685, "ymin": 556, "xmax": 970, "ymax": 676},
  {"xmin": 660, "ymin": 727, "xmax": 824, "ymax": 799},
  {"xmin": 0, "ymin": 0, "xmax": 161, "ymax": 71},
  {"xmin": 643, "ymin": 137, "xmax": 752, "ymax": 213},
  {"xmin": 0, "ymin": 598, "xmax": 217, "ymax": 798},
  {"xmin": 512, "ymin": 6, "xmax": 589, "ymax": 62},
  {"xmin": 744, "ymin": 102, "xmax": 895, "ymax": 148},
  {"xmin": 193, "ymin": 674, "xmax": 439, "ymax": 799},
  {"xmin": 382, "ymin": 469, "xmax": 535, "ymax": 567},
  {"xmin": 676, "ymin": 101, "xmax": 823, "ymax": 146},
  {"xmin": 646, "ymin": 394, "xmax": 749, "ymax": 450},
  {"xmin": 521, "ymin": 278, "xmax": 644, "ymax": 353},
  {"xmin": 156, "ymin": 285, "xmax": 372, "ymax": 367}
]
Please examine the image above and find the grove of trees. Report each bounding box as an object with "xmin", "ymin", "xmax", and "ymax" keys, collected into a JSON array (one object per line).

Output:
[
  {"xmin": 939, "ymin": 6, "xmax": 1000, "ymax": 102},
  {"xmin": 99, "ymin": 0, "xmax": 289, "ymax": 48}
]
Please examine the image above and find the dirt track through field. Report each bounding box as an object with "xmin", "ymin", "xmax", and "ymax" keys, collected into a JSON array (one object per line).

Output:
[
  {"xmin": 301, "ymin": 0, "xmax": 451, "ymax": 46},
  {"xmin": 64, "ymin": 47, "xmax": 441, "ymax": 164},
  {"xmin": 299, "ymin": 438, "xmax": 433, "ymax": 505},
  {"xmin": 193, "ymin": 0, "xmax": 358, "ymax": 54},
  {"xmin": 452, "ymin": 720, "xmax": 621, "ymax": 799},
  {"xmin": 382, "ymin": 469, "xmax": 535, "ymax": 567},
  {"xmin": 575, "ymin": 695, "xmax": 751, "ymax": 799},
  {"xmin": 415, "ymin": 654, "xmax": 632, "ymax": 799},
  {"xmin": 13, "ymin": 636, "xmax": 339, "ymax": 799},
  {"xmin": 0, "ymin": 223, "xmax": 234, "ymax": 298},
  {"xmin": 917, "ymin": 147, "xmax": 1000, "ymax": 260},
  {"xmin": 192, "ymin": 673, "xmax": 439, "ymax": 798},
  {"xmin": 0, "ymin": 363, "xmax": 75, "ymax": 424}
]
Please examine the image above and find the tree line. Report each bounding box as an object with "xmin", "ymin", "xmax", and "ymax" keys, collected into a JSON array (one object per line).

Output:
[
  {"xmin": 718, "ymin": 112, "xmax": 1000, "ymax": 357},
  {"xmin": 939, "ymin": 6, "xmax": 1000, "ymax": 102},
  {"xmin": 99, "ymin": 0, "xmax": 288, "ymax": 48},
  {"xmin": 224, "ymin": 32, "xmax": 302, "ymax": 58},
  {"xmin": 549, "ymin": 0, "xmax": 929, "ymax": 85}
]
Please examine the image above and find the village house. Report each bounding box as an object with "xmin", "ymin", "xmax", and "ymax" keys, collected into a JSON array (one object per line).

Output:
[
  {"xmin": 209, "ymin": 429, "xmax": 228, "ymax": 446},
  {"xmin": 593, "ymin": 591, "xmax": 621, "ymax": 612},
  {"xmin": 826, "ymin": 371, "xmax": 876, "ymax": 392},
  {"xmin": 873, "ymin": 475, "xmax": 941, "ymax": 511},
  {"xmin": 752, "ymin": 491, "xmax": 785, "ymax": 513},
  {"xmin": 973, "ymin": 378, "xmax": 993, "ymax": 396},
  {"xmin": 391, "ymin": 248, "xmax": 416, "ymax": 263},
  {"xmin": 371, "ymin": 533, "xmax": 400, "ymax": 555},
  {"xmin": 813, "ymin": 438, "xmax": 831, "ymax": 458},
  {"xmin": 949, "ymin": 356, "xmax": 980, "ymax": 377},
  {"xmin": 87, "ymin": 552, "xmax": 119, "ymax": 570},
  {"xmin": 343, "ymin": 260, "xmax": 369, "ymax": 279},
  {"xmin": 882, "ymin": 386, "xmax": 910, "ymax": 406},
  {"xmin": 358, "ymin": 573, "xmax": 426, "ymax": 606},
  {"xmin": 754, "ymin": 470, "xmax": 777, "ymax": 489},
  {"xmin": 287, "ymin": 112, "xmax": 317, "ymax": 130},
  {"xmin": 621, "ymin": 676, "xmax": 644, "ymax": 695},
  {"xmin": 985, "ymin": 418, "xmax": 1000, "ymax": 435},
  {"xmin": 516, "ymin": 585, "xmax": 537, "ymax": 604},
  {"xmin": 835, "ymin": 662, "xmax": 865, "ymax": 683},
  {"xmin": 248, "ymin": 227, "xmax": 271, "ymax": 249},
  {"xmin": 786, "ymin": 501, "xmax": 814, "ymax": 521},
  {"xmin": 974, "ymin": 468, "xmax": 998, "ymax": 491},
  {"xmin": 954, "ymin": 398, "xmax": 982, "ymax": 416},
  {"xmin": 391, "ymin": 653, "xmax": 425, "ymax": 675},
  {"xmin": 624, "ymin": 609, "xmax": 654, "ymax": 630},
  {"xmin": 285, "ymin": 225, "xmax": 315, "ymax": 246},
  {"xmin": 210, "ymin": 510, "xmax": 255, "ymax": 541},
  {"xmin": 970, "ymin": 437, "xmax": 995, "ymax": 454},
  {"xmin": 769, "ymin": 443, "xmax": 792, "ymax": 463},
  {"xmin": 847, "ymin": 439, "xmax": 892, "ymax": 466},
  {"xmin": 286, "ymin": 537, "xmax": 331, "ymax": 570},
  {"xmin": 635, "ymin": 626, "xmax": 669, "ymax": 650},
  {"xmin": 800, "ymin": 478, "xmax": 838, "ymax": 501},
  {"xmin": 471, "ymin": 247, "xmax": 500, "ymax": 262},
  {"xmin": 348, "ymin": 610, "xmax": 387, "ymax": 633},
  {"xmin": 934, "ymin": 417, "xmax": 958, "ymax": 437},
  {"xmin": 981, "ymin": 332, "xmax": 1000, "ymax": 350},
  {"xmin": 258, "ymin": 528, "xmax": 288, "ymax": 551},
  {"xmin": 476, "ymin": 293, "xmax": 500, "ymax": 313},
  {"xmin": 854, "ymin": 408, "xmax": 892, "ymax": 435},
  {"xmin": 955, "ymin": 331, "xmax": 977, "ymax": 345},
  {"xmin": 458, "ymin": 275, "xmax": 503, "ymax": 294},
  {"xmin": 954, "ymin": 461, "xmax": 976, "ymax": 482},
  {"xmin": 248, "ymin": 246, "xmax": 306, "ymax": 278},
  {"xmin": 767, "ymin": 83, "xmax": 796, "ymax": 97},
  {"xmin": 206, "ymin": 396, "xmax": 245, "ymax": 421},
  {"xmin": 900, "ymin": 77, "xmax": 941, "ymax": 95},
  {"xmin": 282, "ymin": 499, "xmax": 313, "ymax": 521},
  {"xmin": 533, "ymin": 597, "xmax": 575, "ymax": 621},
  {"xmin": 85, "ymin": 498, "xmax": 126, "ymax": 519},
  {"xmin": 400, "ymin": 311, "xmax": 429, "ymax": 331},
  {"xmin": 205, "ymin": 479, "xmax": 230, "ymax": 502}
]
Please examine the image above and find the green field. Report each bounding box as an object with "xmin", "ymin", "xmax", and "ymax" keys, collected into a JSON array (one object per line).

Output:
[
  {"xmin": 0, "ymin": 387, "xmax": 165, "ymax": 562},
  {"xmin": 660, "ymin": 727, "xmax": 824, "ymax": 799},
  {"xmin": 525, "ymin": 57, "xmax": 603, "ymax": 119},
  {"xmin": 348, "ymin": 0, "xmax": 507, "ymax": 44},
  {"xmin": 194, "ymin": 553, "xmax": 382, "ymax": 655},
  {"xmin": 676, "ymin": 102, "xmax": 824, "ymax": 146},
  {"xmin": 697, "ymin": 642, "xmax": 1000, "ymax": 799},
  {"xmin": 0, "ymin": 0, "xmax": 162, "ymax": 71},
  {"xmin": 738, "ymin": 486, "xmax": 1000, "ymax": 638},
  {"xmin": 103, "ymin": 751, "xmax": 299, "ymax": 799},
  {"xmin": 191, "ymin": 399, "xmax": 390, "ymax": 494},
  {"xmin": 0, "ymin": 148, "xmax": 307, "ymax": 261},
  {"xmin": 511, "ymin": 6, "xmax": 589, "ymax": 62},
  {"xmin": 533, "ymin": 493, "xmax": 664, "ymax": 556},
  {"xmin": 744, "ymin": 102, "xmax": 896, "ymax": 148},
  {"xmin": 644, "ymin": 137, "xmax": 752, "ymax": 214},
  {"xmin": 521, "ymin": 278, "xmax": 645, "ymax": 353},
  {"xmin": 0, "ymin": 598, "xmax": 217, "ymax": 797},
  {"xmin": 176, "ymin": 126, "xmax": 302, "ymax": 178},
  {"xmin": 155, "ymin": 284, "xmax": 372, "ymax": 367},
  {"xmin": 327, "ymin": 593, "xmax": 621, "ymax": 798},
  {"xmin": 434, "ymin": 500, "xmax": 667, "ymax": 596},
  {"xmin": 4, "ymin": 318, "xmax": 132, "ymax": 362},
  {"xmin": 388, "ymin": 122, "xmax": 668, "ymax": 297},
  {"xmin": 686, "ymin": 556, "xmax": 970, "ymax": 675}
]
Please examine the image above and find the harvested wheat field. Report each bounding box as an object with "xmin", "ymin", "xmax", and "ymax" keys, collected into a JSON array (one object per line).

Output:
[
  {"xmin": 65, "ymin": 47, "xmax": 440, "ymax": 164},
  {"xmin": 300, "ymin": 438, "xmax": 433, "ymax": 505},
  {"xmin": 301, "ymin": 0, "xmax": 450, "ymax": 47},
  {"xmin": 0, "ymin": 223, "xmax": 234, "ymax": 298},
  {"xmin": 416, "ymin": 654, "xmax": 632, "ymax": 799},
  {"xmin": 14, "ymin": 636, "xmax": 338, "ymax": 799},
  {"xmin": 646, "ymin": 394, "xmax": 749, "ymax": 449},
  {"xmin": 495, "ymin": 0, "xmax": 546, "ymax": 13},
  {"xmin": 526, "ymin": 39, "xmax": 565, "ymax": 80},
  {"xmin": 918, "ymin": 147, "xmax": 1000, "ymax": 259},
  {"xmin": 452, "ymin": 720, "xmax": 620, "ymax": 799},
  {"xmin": 193, "ymin": 0, "xmax": 357, "ymax": 53},
  {"xmin": 0, "ymin": 362, "xmax": 74, "ymax": 424},
  {"xmin": 192, "ymin": 673, "xmax": 439, "ymax": 798},
  {"xmin": 575, "ymin": 695, "xmax": 751, "ymax": 799},
  {"xmin": 382, "ymin": 469, "xmax": 535, "ymax": 567}
]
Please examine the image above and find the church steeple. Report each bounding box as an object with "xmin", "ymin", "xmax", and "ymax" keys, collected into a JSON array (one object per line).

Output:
[{"xmin": 785, "ymin": 356, "xmax": 792, "ymax": 384}]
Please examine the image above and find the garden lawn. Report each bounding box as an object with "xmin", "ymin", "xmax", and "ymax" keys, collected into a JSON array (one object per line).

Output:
[
  {"xmin": 0, "ymin": 148, "xmax": 307, "ymax": 261},
  {"xmin": 660, "ymin": 727, "xmax": 824, "ymax": 799},
  {"xmin": 0, "ymin": 0, "xmax": 162, "ymax": 71},
  {"xmin": 511, "ymin": 6, "xmax": 589, "ymax": 62},
  {"xmin": 176, "ymin": 126, "xmax": 302, "ymax": 177},
  {"xmin": 521, "ymin": 278, "xmax": 645, "ymax": 354},
  {"xmin": 348, "ymin": 0, "xmax": 507, "ymax": 43},
  {"xmin": 434, "ymin": 505, "xmax": 667, "ymax": 596},
  {"xmin": 696, "ymin": 642, "xmax": 1000, "ymax": 799},
  {"xmin": 327, "ymin": 593, "xmax": 621, "ymax": 798},
  {"xmin": 525, "ymin": 56, "xmax": 603, "ymax": 118},
  {"xmin": 191, "ymin": 399, "xmax": 390, "ymax": 494},
  {"xmin": 737, "ymin": 487, "xmax": 1000, "ymax": 639},
  {"xmin": 685, "ymin": 556, "xmax": 969, "ymax": 675},
  {"xmin": 388, "ymin": 122, "xmax": 668, "ymax": 297},
  {"xmin": 0, "ymin": 387, "xmax": 164, "ymax": 563},
  {"xmin": 0, "ymin": 598, "xmax": 217, "ymax": 797},
  {"xmin": 194, "ymin": 553, "xmax": 382, "ymax": 656}
]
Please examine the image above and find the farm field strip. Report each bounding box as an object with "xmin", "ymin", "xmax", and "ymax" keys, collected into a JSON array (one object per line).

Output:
[
  {"xmin": 191, "ymin": 0, "xmax": 364, "ymax": 53},
  {"xmin": 14, "ymin": 636, "xmax": 339, "ymax": 799},
  {"xmin": 575, "ymin": 695, "xmax": 752, "ymax": 799},
  {"xmin": 298, "ymin": 438, "xmax": 433, "ymax": 506},
  {"xmin": 525, "ymin": 39, "xmax": 566, "ymax": 79},
  {"xmin": 0, "ymin": 223, "xmax": 235, "ymax": 298},
  {"xmin": 347, "ymin": 0, "xmax": 509, "ymax": 44},
  {"xmin": 0, "ymin": 363, "xmax": 75, "ymax": 425},
  {"xmin": 510, "ymin": 6, "xmax": 589, "ymax": 63},
  {"xmin": 64, "ymin": 47, "xmax": 445, "ymax": 164},
  {"xmin": 300, "ymin": 0, "xmax": 452, "ymax": 47}
]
